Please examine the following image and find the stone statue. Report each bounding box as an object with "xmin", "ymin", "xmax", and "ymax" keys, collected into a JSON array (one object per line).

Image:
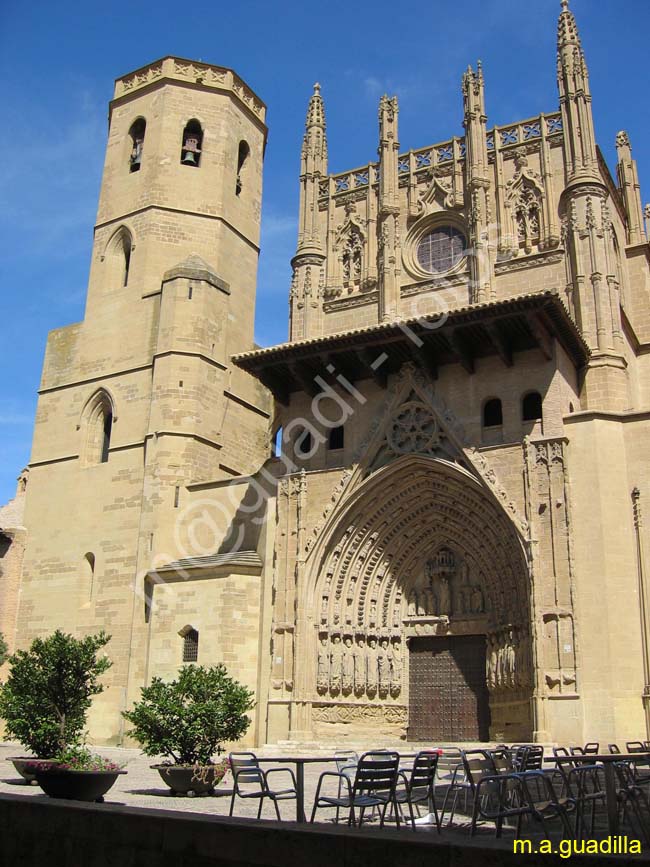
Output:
[
  {"xmin": 366, "ymin": 637, "xmax": 378, "ymax": 696},
  {"xmin": 341, "ymin": 636, "xmax": 354, "ymax": 694},
  {"xmin": 354, "ymin": 635, "xmax": 366, "ymax": 695},
  {"xmin": 407, "ymin": 590, "xmax": 417, "ymax": 617},
  {"xmin": 317, "ymin": 636, "xmax": 329, "ymax": 693},
  {"xmin": 390, "ymin": 639, "xmax": 402, "ymax": 697},
  {"xmin": 423, "ymin": 585, "xmax": 435, "ymax": 616},
  {"xmin": 378, "ymin": 638, "xmax": 391, "ymax": 697},
  {"xmin": 487, "ymin": 634, "xmax": 498, "ymax": 690},
  {"xmin": 329, "ymin": 634, "xmax": 342, "ymax": 693},
  {"xmin": 505, "ymin": 629, "xmax": 516, "ymax": 689},
  {"xmin": 320, "ymin": 595, "xmax": 328, "ymax": 625},
  {"xmin": 438, "ymin": 577, "xmax": 451, "ymax": 616},
  {"xmin": 471, "ymin": 585, "xmax": 484, "ymax": 615}
]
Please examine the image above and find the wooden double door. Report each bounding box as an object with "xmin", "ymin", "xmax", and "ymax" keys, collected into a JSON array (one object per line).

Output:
[{"xmin": 408, "ymin": 635, "xmax": 490, "ymax": 742}]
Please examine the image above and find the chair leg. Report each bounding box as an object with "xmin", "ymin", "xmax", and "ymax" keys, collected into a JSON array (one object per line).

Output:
[
  {"xmin": 257, "ymin": 797, "xmax": 264, "ymax": 819},
  {"xmin": 229, "ymin": 792, "xmax": 236, "ymax": 817},
  {"xmin": 408, "ymin": 800, "xmax": 416, "ymax": 832},
  {"xmin": 272, "ymin": 797, "xmax": 281, "ymax": 821}
]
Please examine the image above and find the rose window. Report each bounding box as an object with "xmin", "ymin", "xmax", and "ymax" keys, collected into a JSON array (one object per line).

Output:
[
  {"xmin": 416, "ymin": 225, "xmax": 466, "ymax": 274},
  {"xmin": 387, "ymin": 401, "xmax": 441, "ymax": 454}
]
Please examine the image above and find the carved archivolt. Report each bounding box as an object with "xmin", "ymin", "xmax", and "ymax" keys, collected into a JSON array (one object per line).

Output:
[{"xmin": 306, "ymin": 454, "xmax": 531, "ymax": 704}]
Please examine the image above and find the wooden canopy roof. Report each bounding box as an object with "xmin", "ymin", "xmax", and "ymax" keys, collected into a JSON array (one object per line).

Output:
[{"xmin": 233, "ymin": 291, "xmax": 589, "ymax": 405}]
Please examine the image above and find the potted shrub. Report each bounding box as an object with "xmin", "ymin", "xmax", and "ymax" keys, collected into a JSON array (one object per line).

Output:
[
  {"xmin": 29, "ymin": 747, "xmax": 125, "ymax": 802},
  {"xmin": 123, "ymin": 664, "xmax": 254, "ymax": 796},
  {"xmin": 0, "ymin": 630, "xmax": 118, "ymax": 798}
]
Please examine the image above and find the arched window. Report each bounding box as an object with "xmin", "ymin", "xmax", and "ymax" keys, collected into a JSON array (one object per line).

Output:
[
  {"xmin": 236, "ymin": 140, "xmax": 250, "ymax": 196},
  {"xmin": 181, "ymin": 627, "xmax": 199, "ymax": 662},
  {"xmin": 522, "ymin": 391, "xmax": 543, "ymax": 422},
  {"xmin": 84, "ymin": 553, "xmax": 96, "ymax": 600},
  {"xmin": 82, "ymin": 390, "xmax": 115, "ymax": 466},
  {"xmin": 181, "ymin": 119, "xmax": 203, "ymax": 167},
  {"xmin": 329, "ymin": 426, "xmax": 345, "ymax": 450},
  {"xmin": 483, "ymin": 398, "xmax": 503, "ymax": 428},
  {"xmin": 295, "ymin": 428, "xmax": 312, "ymax": 459},
  {"xmin": 128, "ymin": 118, "xmax": 146, "ymax": 173},
  {"xmin": 105, "ymin": 227, "xmax": 133, "ymax": 288},
  {"xmin": 273, "ymin": 426, "xmax": 283, "ymax": 458}
]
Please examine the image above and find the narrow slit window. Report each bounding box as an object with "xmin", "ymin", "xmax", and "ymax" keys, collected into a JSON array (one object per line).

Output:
[
  {"xmin": 85, "ymin": 552, "xmax": 96, "ymax": 600},
  {"xmin": 101, "ymin": 411, "xmax": 113, "ymax": 463},
  {"xmin": 183, "ymin": 629, "xmax": 199, "ymax": 662},
  {"xmin": 236, "ymin": 140, "xmax": 250, "ymax": 195}
]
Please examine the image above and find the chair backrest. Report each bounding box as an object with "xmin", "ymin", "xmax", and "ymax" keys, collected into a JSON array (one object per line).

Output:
[
  {"xmin": 489, "ymin": 747, "xmax": 515, "ymax": 774},
  {"xmin": 608, "ymin": 743, "xmax": 621, "ymax": 754},
  {"xmin": 408, "ymin": 750, "xmax": 439, "ymax": 792},
  {"xmin": 334, "ymin": 750, "xmax": 359, "ymax": 773},
  {"xmin": 521, "ymin": 745, "xmax": 544, "ymax": 770},
  {"xmin": 584, "ymin": 742, "xmax": 599, "ymax": 754},
  {"xmin": 229, "ymin": 751, "xmax": 262, "ymax": 784},
  {"xmin": 353, "ymin": 751, "xmax": 400, "ymax": 797},
  {"xmin": 627, "ymin": 741, "xmax": 646, "ymax": 753},
  {"xmin": 553, "ymin": 746, "xmax": 570, "ymax": 757},
  {"xmin": 570, "ymin": 746, "xmax": 585, "ymax": 756},
  {"xmin": 566, "ymin": 764, "xmax": 605, "ymax": 799},
  {"xmin": 462, "ymin": 750, "xmax": 497, "ymax": 791}
]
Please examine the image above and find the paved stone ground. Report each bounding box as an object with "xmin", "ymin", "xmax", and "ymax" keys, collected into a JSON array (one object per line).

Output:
[
  {"xmin": 0, "ymin": 740, "xmax": 621, "ymax": 847},
  {"xmin": 0, "ymin": 740, "xmax": 485, "ymax": 835}
]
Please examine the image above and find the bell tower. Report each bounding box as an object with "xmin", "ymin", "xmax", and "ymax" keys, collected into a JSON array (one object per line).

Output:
[{"xmin": 18, "ymin": 58, "xmax": 272, "ymax": 744}]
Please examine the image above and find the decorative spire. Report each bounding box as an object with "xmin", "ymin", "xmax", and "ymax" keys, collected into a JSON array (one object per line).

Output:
[
  {"xmin": 557, "ymin": 0, "xmax": 580, "ymax": 50},
  {"xmin": 301, "ymin": 82, "xmax": 328, "ymax": 176},
  {"xmin": 556, "ymin": 0, "xmax": 598, "ymax": 182},
  {"xmin": 306, "ymin": 82, "xmax": 326, "ymax": 131}
]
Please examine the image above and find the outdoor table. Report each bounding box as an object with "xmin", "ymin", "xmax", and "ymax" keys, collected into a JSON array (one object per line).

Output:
[
  {"xmin": 258, "ymin": 755, "xmax": 341, "ymax": 822},
  {"xmin": 259, "ymin": 751, "xmax": 424, "ymax": 823},
  {"xmin": 544, "ymin": 752, "xmax": 650, "ymax": 834}
]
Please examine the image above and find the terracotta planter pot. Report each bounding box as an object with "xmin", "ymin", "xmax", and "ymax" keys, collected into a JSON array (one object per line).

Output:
[
  {"xmin": 32, "ymin": 766, "xmax": 126, "ymax": 802},
  {"xmin": 8, "ymin": 757, "xmax": 58, "ymax": 784},
  {"xmin": 152, "ymin": 764, "xmax": 228, "ymax": 796}
]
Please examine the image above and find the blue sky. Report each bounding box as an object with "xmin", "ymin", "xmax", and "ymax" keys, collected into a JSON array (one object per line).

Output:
[{"xmin": 0, "ymin": 0, "xmax": 648, "ymax": 504}]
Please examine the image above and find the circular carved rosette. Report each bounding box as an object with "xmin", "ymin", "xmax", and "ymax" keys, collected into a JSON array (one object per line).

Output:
[{"xmin": 387, "ymin": 401, "xmax": 441, "ymax": 455}]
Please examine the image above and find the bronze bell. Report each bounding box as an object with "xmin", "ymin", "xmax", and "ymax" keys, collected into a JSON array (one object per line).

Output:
[
  {"xmin": 182, "ymin": 134, "xmax": 200, "ymax": 165},
  {"xmin": 130, "ymin": 139, "xmax": 143, "ymax": 168}
]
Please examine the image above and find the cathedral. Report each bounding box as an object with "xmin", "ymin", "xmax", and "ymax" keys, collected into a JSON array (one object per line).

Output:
[{"xmin": 2, "ymin": 0, "xmax": 650, "ymax": 748}]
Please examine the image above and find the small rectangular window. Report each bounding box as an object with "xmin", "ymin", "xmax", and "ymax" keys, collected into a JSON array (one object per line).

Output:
[
  {"xmin": 183, "ymin": 629, "xmax": 199, "ymax": 662},
  {"xmin": 174, "ymin": 486, "xmax": 180, "ymax": 508}
]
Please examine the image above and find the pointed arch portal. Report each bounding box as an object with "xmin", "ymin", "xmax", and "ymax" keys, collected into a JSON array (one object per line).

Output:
[{"xmin": 304, "ymin": 454, "xmax": 534, "ymax": 742}]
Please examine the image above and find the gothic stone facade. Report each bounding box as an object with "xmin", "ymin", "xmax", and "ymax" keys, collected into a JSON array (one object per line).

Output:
[{"xmin": 4, "ymin": 2, "xmax": 650, "ymax": 747}]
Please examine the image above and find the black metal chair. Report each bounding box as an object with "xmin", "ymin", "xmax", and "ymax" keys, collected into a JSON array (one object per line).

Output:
[
  {"xmin": 520, "ymin": 770, "xmax": 575, "ymax": 838},
  {"xmin": 395, "ymin": 750, "xmax": 441, "ymax": 832},
  {"xmin": 583, "ymin": 742, "xmax": 600, "ymax": 755},
  {"xmin": 311, "ymin": 751, "xmax": 401, "ymax": 828},
  {"xmin": 614, "ymin": 760, "xmax": 650, "ymax": 846},
  {"xmin": 566, "ymin": 764, "xmax": 607, "ymax": 840},
  {"xmin": 229, "ymin": 752, "xmax": 297, "ymax": 820},
  {"xmin": 440, "ymin": 749, "xmax": 497, "ymax": 831},
  {"xmin": 472, "ymin": 772, "xmax": 532, "ymax": 838}
]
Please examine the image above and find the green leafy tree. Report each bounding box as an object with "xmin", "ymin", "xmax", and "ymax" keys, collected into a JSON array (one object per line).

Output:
[
  {"xmin": 123, "ymin": 665, "xmax": 255, "ymax": 765},
  {"xmin": 0, "ymin": 633, "xmax": 7, "ymax": 667},
  {"xmin": 0, "ymin": 630, "xmax": 112, "ymax": 757}
]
